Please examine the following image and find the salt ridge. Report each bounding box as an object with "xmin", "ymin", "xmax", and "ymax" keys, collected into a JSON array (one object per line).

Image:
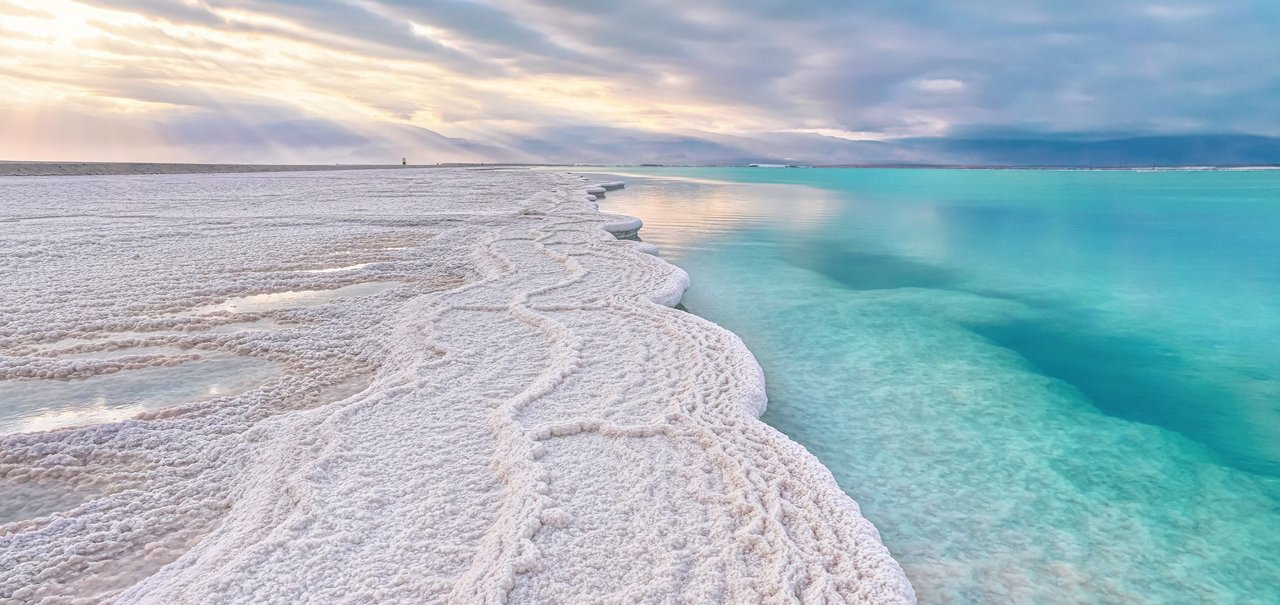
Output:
[{"xmin": 0, "ymin": 169, "xmax": 913, "ymax": 603}]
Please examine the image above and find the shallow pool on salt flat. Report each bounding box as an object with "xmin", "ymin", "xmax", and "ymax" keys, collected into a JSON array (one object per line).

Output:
[
  {"xmin": 299, "ymin": 263, "xmax": 372, "ymax": 273},
  {"xmin": 0, "ymin": 355, "xmax": 281, "ymax": 434},
  {"xmin": 185, "ymin": 281, "xmax": 402, "ymax": 315}
]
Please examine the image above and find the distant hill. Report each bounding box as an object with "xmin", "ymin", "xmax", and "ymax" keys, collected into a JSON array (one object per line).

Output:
[
  {"xmin": 891, "ymin": 135, "xmax": 1280, "ymax": 167},
  {"xmin": 9, "ymin": 117, "xmax": 1278, "ymax": 168},
  {"xmin": 495, "ymin": 130, "xmax": 1280, "ymax": 167}
]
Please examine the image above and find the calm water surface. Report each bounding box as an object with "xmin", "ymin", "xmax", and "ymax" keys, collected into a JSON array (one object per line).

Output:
[{"xmin": 586, "ymin": 167, "xmax": 1280, "ymax": 604}]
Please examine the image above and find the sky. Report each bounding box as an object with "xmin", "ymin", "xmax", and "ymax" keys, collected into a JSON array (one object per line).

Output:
[{"xmin": 1, "ymin": 0, "xmax": 1278, "ymax": 164}]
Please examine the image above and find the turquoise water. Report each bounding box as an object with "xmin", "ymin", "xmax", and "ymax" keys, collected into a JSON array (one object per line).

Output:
[{"xmin": 588, "ymin": 168, "xmax": 1280, "ymax": 604}]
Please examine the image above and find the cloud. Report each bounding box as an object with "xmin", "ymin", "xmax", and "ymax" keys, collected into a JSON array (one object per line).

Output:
[
  {"xmin": 1, "ymin": 0, "xmax": 1278, "ymax": 163},
  {"xmin": 916, "ymin": 78, "xmax": 965, "ymax": 92}
]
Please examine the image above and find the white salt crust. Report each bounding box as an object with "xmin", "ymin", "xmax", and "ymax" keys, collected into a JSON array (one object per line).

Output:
[{"xmin": 0, "ymin": 169, "xmax": 913, "ymax": 604}]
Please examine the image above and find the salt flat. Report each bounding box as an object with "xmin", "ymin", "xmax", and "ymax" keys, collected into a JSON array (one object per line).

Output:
[
  {"xmin": 0, "ymin": 162, "xmax": 458, "ymax": 177},
  {"xmin": 0, "ymin": 169, "xmax": 911, "ymax": 603}
]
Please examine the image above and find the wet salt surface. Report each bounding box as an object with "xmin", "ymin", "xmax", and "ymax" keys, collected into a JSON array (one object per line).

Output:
[
  {"xmin": 0, "ymin": 169, "xmax": 910, "ymax": 603},
  {"xmin": 56, "ymin": 346, "xmax": 191, "ymax": 360},
  {"xmin": 202, "ymin": 318, "xmax": 281, "ymax": 334},
  {"xmin": 0, "ymin": 477, "xmax": 97, "ymax": 525},
  {"xmin": 20, "ymin": 320, "xmax": 283, "ymax": 354}
]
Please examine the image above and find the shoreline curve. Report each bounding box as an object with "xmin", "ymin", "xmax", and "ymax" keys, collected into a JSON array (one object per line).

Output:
[{"xmin": 0, "ymin": 169, "xmax": 913, "ymax": 603}]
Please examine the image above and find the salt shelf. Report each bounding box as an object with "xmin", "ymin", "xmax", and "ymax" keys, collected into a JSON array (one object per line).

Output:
[{"xmin": 0, "ymin": 169, "xmax": 912, "ymax": 603}]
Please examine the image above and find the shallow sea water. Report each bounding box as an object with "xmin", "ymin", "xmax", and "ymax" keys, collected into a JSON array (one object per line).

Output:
[{"xmin": 587, "ymin": 168, "xmax": 1280, "ymax": 604}]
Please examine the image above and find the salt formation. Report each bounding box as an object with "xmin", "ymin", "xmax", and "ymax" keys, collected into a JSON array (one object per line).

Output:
[{"xmin": 0, "ymin": 169, "xmax": 913, "ymax": 603}]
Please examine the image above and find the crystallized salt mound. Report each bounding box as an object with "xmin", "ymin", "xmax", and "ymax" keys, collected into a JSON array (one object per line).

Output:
[{"xmin": 0, "ymin": 169, "xmax": 913, "ymax": 603}]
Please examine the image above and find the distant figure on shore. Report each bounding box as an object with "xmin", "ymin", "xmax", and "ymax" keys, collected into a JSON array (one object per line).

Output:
[{"xmin": 402, "ymin": 157, "xmax": 406, "ymax": 166}]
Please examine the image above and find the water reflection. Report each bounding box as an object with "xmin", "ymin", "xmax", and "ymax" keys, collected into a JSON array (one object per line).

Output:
[
  {"xmin": 588, "ymin": 175, "xmax": 837, "ymax": 255},
  {"xmin": 185, "ymin": 281, "xmax": 401, "ymax": 315},
  {"xmin": 300, "ymin": 263, "xmax": 371, "ymax": 273}
]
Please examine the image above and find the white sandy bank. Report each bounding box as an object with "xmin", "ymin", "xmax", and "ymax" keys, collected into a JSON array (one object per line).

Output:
[{"xmin": 0, "ymin": 169, "xmax": 912, "ymax": 603}]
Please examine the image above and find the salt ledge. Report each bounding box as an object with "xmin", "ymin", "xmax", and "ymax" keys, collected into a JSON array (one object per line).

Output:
[{"xmin": 0, "ymin": 169, "xmax": 913, "ymax": 603}]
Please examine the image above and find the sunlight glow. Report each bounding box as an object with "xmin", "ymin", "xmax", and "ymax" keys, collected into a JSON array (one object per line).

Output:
[{"xmin": 0, "ymin": 0, "xmax": 790, "ymax": 162}]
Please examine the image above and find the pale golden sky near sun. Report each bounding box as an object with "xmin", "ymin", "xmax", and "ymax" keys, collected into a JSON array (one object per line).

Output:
[{"xmin": 0, "ymin": 0, "xmax": 792, "ymax": 162}]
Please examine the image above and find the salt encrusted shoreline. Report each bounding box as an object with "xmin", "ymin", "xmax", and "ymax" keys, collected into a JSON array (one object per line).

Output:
[{"xmin": 0, "ymin": 169, "xmax": 913, "ymax": 603}]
